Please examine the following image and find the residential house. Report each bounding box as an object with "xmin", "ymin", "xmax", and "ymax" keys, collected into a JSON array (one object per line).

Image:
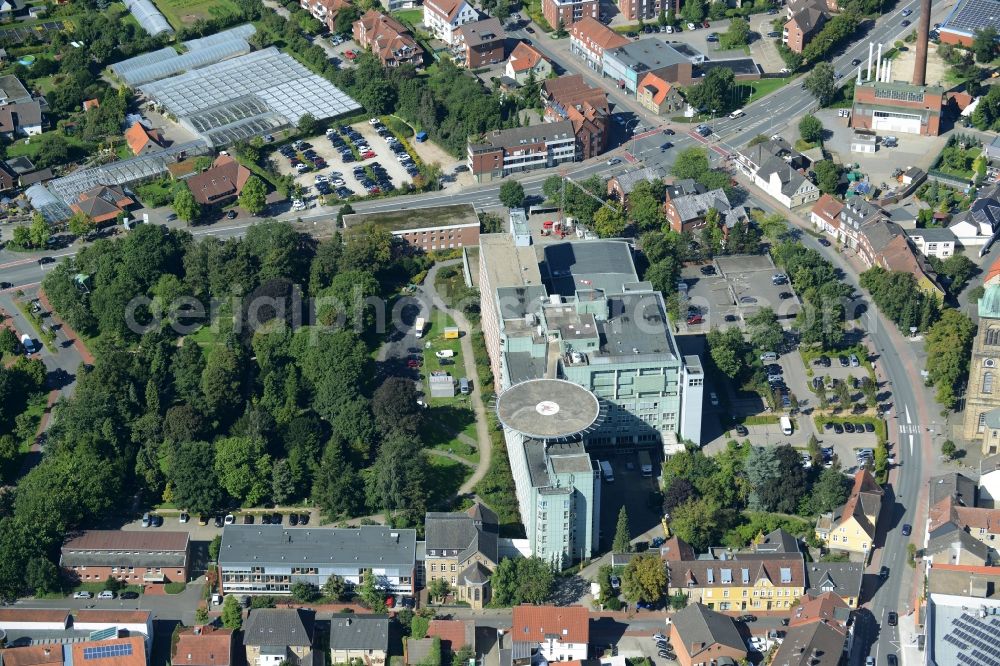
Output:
[
  {"xmin": 0, "ymin": 159, "xmax": 17, "ymax": 192},
  {"xmin": 186, "ymin": 155, "xmax": 252, "ymax": 206},
  {"xmin": 814, "ymin": 469, "xmax": 884, "ymax": 556},
  {"xmin": 173, "ymin": 626, "xmax": 234, "ymax": 666},
  {"xmin": 636, "ymin": 70, "xmax": 683, "ymax": 115},
  {"xmin": 0, "ymin": 0, "xmax": 25, "ymax": 21},
  {"xmin": 540, "ymin": 75, "xmax": 609, "ymax": 160},
  {"xmin": 505, "ymin": 42, "xmax": 551, "ymax": 85},
  {"xmin": 453, "ymin": 18, "xmax": 504, "ymax": 69},
  {"xmin": 666, "ymin": 553, "xmax": 806, "ymax": 611},
  {"xmin": 468, "ymin": 121, "xmax": 576, "ymax": 182},
  {"xmin": 68, "ymin": 185, "xmax": 137, "ymax": 225},
  {"xmin": 124, "ymin": 121, "xmax": 163, "ymax": 156},
  {"xmin": 606, "ymin": 166, "xmax": 661, "ymax": 204},
  {"xmin": 423, "ymin": 0, "xmax": 479, "ymax": 46},
  {"xmin": 810, "ymin": 194, "xmax": 845, "ymax": 240},
  {"xmin": 804, "ymin": 562, "xmax": 864, "ymax": 608},
  {"xmin": 664, "ymin": 184, "xmax": 749, "ymax": 235},
  {"xmin": 669, "ymin": 603, "xmax": 747, "ymax": 666},
  {"xmin": 617, "ymin": 0, "xmax": 676, "ymax": 22},
  {"xmin": 329, "ymin": 615, "xmax": 388, "ymax": 666},
  {"xmin": 353, "ymin": 11, "xmax": 424, "ymax": 69},
  {"xmin": 754, "ymin": 528, "xmax": 801, "ymax": 555},
  {"xmin": 569, "ymin": 17, "xmax": 628, "ymax": 72},
  {"xmin": 927, "ymin": 472, "xmax": 1000, "ymax": 561},
  {"xmin": 836, "ymin": 197, "xmax": 886, "ymax": 249},
  {"xmin": 0, "ymin": 100, "xmax": 42, "ymax": 138},
  {"xmin": 423, "ymin": 503, "xmax": 499, "ymax": 609},
  {"xmin": 542, "ymin": 0, "xmax": 597, "ymax": 30},
  {"xmin": 783, "ymin": 0, "xmax": 827, "ymax": 54},
  {"xmin": 964, "ymin": 285, "xmax": 1000, "ymax": 448},
  {"xmin": 0, "ymin": 75, "xmax": 32, "ymax": 105},
  {"xmin": 906, "ymin": 227, "xmax": 957, "ymax": 259},
  {"xmin": 301, "ymin": 0, "xmax": 351, "ymax": 33},
  {"xmin": 82, "ymin": 98, "xmax": 100, "ymax": 112},
  {"xmin": 887, "ymin": 203, "xmax": 919, "ymax": 229},
  {"xmin": 857, "ymin": 219, "xmax": 945, "ymax": 295},
  {"xmin": 734, "ymin": 138, "xmax": 818, "ymax": 209},
  {"xmin": 218, "ymin": 525, "xmax": 416, "ymax": 596},
  {"xmin": 510, "ymin": 605, "xmax": 589, "ymax": 662},
  {"xmin": 924, "ymin": 528, "xmax": 992, "ymax": 566},
  {"xmin": 772, "ymin": 592, "xmax": 850, "ymax": 666},
  {"xmin": 950, "ymin": 183, "xmax": 1000, "ymax": 247},
  {"xmin": 243, "ymin": 609, "xmax": 318, "ymax": 666},
  {"xmin": 425, "ymin": 620, "xmax": 475, "ymax": 655},
  {"xmin": 659, "ymin": 535, "xmax": 696, "ymax": 562}
]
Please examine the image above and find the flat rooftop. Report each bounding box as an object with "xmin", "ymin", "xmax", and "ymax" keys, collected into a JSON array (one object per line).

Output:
[
  {"xmin": 523, "ymin": 438, "xmax": 589, "ymax": 489},
  {"xmin": 480, "ymin": 233, "xmax": 544, "ymax": 291},
  {"xmin": 343, "ymin": 203, "xmax": 479, "ymax": 233},
  {"xmin": 542, "ymin": 240, "xmax": 638, "ymax": 297},
  {"xmin": 597, "ymin": 292, "xmax": 677, "ymax": 359},
  {"xmin": 930, "ymin": 595, "xmax": 1000, "ymax": 666},
  {"xmin": 699, "ymin": 58, "xmax": 759, "ymax": 77},
  {"xmin": 498, "ymin": 284, "xmax": 548, "ymax": 320},
  {"xmin": 496, "ymin": 378, "xmax": 601, "ymax": 439},
  {"xmin": 604, "ymin": 38, "xmax": 689, "ymax": 73},
  {"xmin": 219, "ymin": 525, "xmax": 416, "ymax": 568},
  {"xmin": 941, "ymin": 0, "xmax": 1000, "ymax": 38}
]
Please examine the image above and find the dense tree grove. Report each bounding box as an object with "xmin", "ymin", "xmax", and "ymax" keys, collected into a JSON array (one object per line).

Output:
[
  {"xmin": 859, "ymin": 267, "xmax": 940, "ymax": 333},
  {"xmin": 1, "ymin": 221, "xmax": 444, "ymax": 601}
]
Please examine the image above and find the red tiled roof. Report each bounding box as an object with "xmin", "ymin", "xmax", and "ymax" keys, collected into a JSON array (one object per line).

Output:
[
  {"xmin": 83, "ymin": 99, "xmax": 100, "ymax": 111},
  {"xmin": 789, "ymin": 592, "xmax": 849, "ymax": 629},
  {"xmin": 511, "ymin": 605, "xmax": 589, "ymax": 645},
  {"xmin": 570, "ymin": 17, "xmax": 628, "ymax": 51},
  {"xmin": 186, "ymin": 155, "xmax": 252, "ymax": 205},
  {"xmin": 69, "ymin": 637, "xmax": 146, "ymax": 666},
  {"xmin": 0, "ymin": 645, "xmax": 64, "ymax": 666},
  {"xmin": 508, "ymin": 41, "xmax": 545, "ymax": 72},
  {"xmin": 355, "ymin": 10, "xmax": 423, "ymax": 66},
  {"xmin": 986, "ymin": 255, "xmax": 1000, "ymax": 286},
  {"xmin": 74, "ymin": 610, "xmax": 152, "ymax": 625},
  {"xmin": 0, "ymin": 608, "xmax": 70, "ymax": 624},
  {"xmin": 812, "ymin": 194, "xmax": 844, "ymax": 225},
  {"xmin": 426, "ymin": 620, "xmax": 473, "ymax": 650},
  {"xmin": 659, "ymin": 536, "xmax": 695, "ymax": 562},
  {"xmin": 124, "ymin": 122, "xmax": 161, "ymax": 156},
  {"xmin": 173, "ymin": 626, "xmax": 234, "ymax": 666},
  {"xmin": 637, "ymin": 71, "xmax": 673, "ymax": 105},
  {"xmin": 425, "ymin": 0, "xmax": 465, "ymax": 22},
  {"xmin": 63, "ymin": 530, "xmax": 189, "ymax": 552}
]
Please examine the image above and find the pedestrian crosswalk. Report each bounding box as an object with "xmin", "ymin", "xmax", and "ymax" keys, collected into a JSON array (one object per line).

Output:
[{"xmin": 898, "ymin": 424, "xmax": 921, "ymax": 434}]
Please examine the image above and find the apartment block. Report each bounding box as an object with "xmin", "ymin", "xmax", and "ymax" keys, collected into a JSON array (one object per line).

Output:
[
  {"xmin": 467, "ymin": 121, "xmax": 577, "ymax": 183},
  {"xmin": 542, "ymin": 0, "xmax": 597, "ymax": 30}
]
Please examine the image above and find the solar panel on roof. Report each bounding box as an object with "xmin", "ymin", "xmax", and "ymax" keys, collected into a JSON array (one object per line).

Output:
[
  {"xmin": 944, "ymin": 0, "xmax": 1000, "ymax": 34},
  {"xmin": 82, "ymin": 643, "xmax": 133, "ymax": 661}
]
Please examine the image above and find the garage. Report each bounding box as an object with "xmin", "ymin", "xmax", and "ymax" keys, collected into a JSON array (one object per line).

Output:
[{"xmin": 871, "ymin": 109, "xmax": 923, "ymax": 135}]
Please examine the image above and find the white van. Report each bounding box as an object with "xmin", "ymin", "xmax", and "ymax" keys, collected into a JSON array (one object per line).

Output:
[
  {"xmin": 780, "ymin": 416, "xmax": 793, "ymax": 436},
  {"xmin": 729, "ymin": 109, "xmax": 745, "ymax": 119}
]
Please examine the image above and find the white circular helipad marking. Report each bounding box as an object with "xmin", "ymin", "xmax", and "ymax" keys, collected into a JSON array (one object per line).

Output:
[{"xmin": 536, "ymin": 400, "xmax": 561, "ymax": 416}]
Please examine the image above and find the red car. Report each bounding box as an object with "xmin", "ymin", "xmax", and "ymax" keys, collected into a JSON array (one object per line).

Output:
[
  {"xmin": 344, "ymin": 50, "xmax": 357, "ymax": 59},
  {"xmin": 702, "ymin": 20, "xmax": 710, "ymax": 27},
  {"xmin": 407, "ymin": 359, "xmax": 421, "ymax": 368},
  {"xmin": 362, "ymin": 150, "xmax": 376, "ymax": 159},
  {"xmin": 687, "ymin": 314, "xmax": 704, "ymax": 325}
]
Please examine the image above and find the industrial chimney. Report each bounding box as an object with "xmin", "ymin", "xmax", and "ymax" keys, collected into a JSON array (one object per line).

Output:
[{"xmin": 913, "ymin": 0, "xmax": 932, "ymax": 85}]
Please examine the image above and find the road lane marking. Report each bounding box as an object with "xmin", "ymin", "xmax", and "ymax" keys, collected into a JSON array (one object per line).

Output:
[{"xmin": 910, "ymin": 433, "xmax": 914, "ymax": 456}]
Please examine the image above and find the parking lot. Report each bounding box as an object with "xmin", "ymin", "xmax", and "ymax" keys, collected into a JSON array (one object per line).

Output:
[
  {"xmin": 596, "ymin": 452, "xmax": 663, "ymax": 552},
  {"xmin": 273, "ymin": 119, "xmax": 419, "ymax": 204},
  {"xmin": 680, "ymin": 255, "xmax": 799, "ymax": 333}
]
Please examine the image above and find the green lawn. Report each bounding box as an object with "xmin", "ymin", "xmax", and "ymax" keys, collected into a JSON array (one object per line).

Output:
[
  {"xmin": 17, "ymin": 393, "xmax": 48, "ymax": 453},
  {"xmin": 6, "ymin": 132, "xmax": 91, "ymax": 162},
  {"xmin": 392, "ymin": 8, "xmax": 423, "ymax": 27},
  {"xmin": 426, "ymin": 456, "xmax": 470, "ymax": 506},
  {"xmin": 420, "ymin": 311, "xmax": 463, "ymax": 403},
  {"xmin": 151, "ymin": 0, "xmax": 238, "ymax": 28},
  {"xmin": 746, "ymin": 77, "xmax": 793, "ymax": 104},
  {"xmin": 418, "ymin": 406, "xmax": 479, "ymax": 465}
]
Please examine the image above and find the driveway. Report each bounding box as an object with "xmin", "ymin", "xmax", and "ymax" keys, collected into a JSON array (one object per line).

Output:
[{"xmin": 748, "ymin": 13, "xmax": 786, "ymax": 73}]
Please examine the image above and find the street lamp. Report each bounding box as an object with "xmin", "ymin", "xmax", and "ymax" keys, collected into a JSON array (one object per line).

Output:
[{"xmin": 629, "ymin": 119, "xmax": 644, "ymax": 157}]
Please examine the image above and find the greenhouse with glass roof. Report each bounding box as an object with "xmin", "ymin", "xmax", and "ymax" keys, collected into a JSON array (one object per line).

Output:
[
  {"xmin": 110, "ymin": 25, "xmax": 255, "ymax": 87},
  {"xmin": 124, "ymin": 0, "xmax": 174, "ymax": 36}
]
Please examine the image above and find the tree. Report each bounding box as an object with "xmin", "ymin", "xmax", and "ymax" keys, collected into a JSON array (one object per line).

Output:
[
  {"xmin": 209, "ymin": 535, "xmax": 222, "ymax": 562},
  {"xmin": 613, "ymin": 506, "xmax": 631, "ymax": 552},
  {"xmin": 323, "ymin": 574, "xmax": 348, "ymax": 601},
  {"xmin": 814, "ymin": 159, "xmax": 841, "ymax": 195},
  {"xmin": 746, "ymin": 308, "xmax": 783, "ymax": 353},
  {"xmin": 499, "ymin": 179, "xmax": 525, "ymax": 209},
  {"xmin": 298, "ymin": 112, "xmax": 318, "ymax": 135},
  {"xmin": 681, "ymin": 0, "xmax": 704, "ymax": 23},
  {"xmin": 942, "ymin": 439, "xmax": 957, "ymax": 459},
  {"xmin": 924, "ymin": 309, "xmax": 976, "ymax": 409},
  {"xmin": 670, "ymin": 497, "xmax": 729, "ymax": 552},
  {"xmin": 214, "ymin": 436, "xmax": 272, "ymax": 505},
  {"xmin": 359, "ymin": 569, "xmax": 386, "ymax": 611},
  {"xmin": 707, "ymin": 327, "xmax": 751, "ymax": 380},
  {"xmin": 28, "ymin": 213, "xmax": 50, "ymax": 249},
  {"xmin": 103, "ymin": 575, "xmax": 123, "ymax": 592},
  {"xmin": 428, "ymin": 577, "xmax": 451, "ymax": 602},
  {"xmin": 170, "ymin": 441, "xmax": 224, "ymax": 515},
  {"xmin": 593, "ymin": 204, "xmax": 628, "ymax": 238},
  {"xmin": 239, "ymin": 175, "xmax": 267, "ymax": 215},
  {"xmin": 973, "ymin": 27, "xmax": 999, "ymax": 63},
  {"xmin": 810, "ymin": 464, "xmax": 850, "ymax": 514},
  {"xmin": 489, "ymin": 556, "xmax": 553, "ymax": 606},
  {"xmin": 687, "ymin": 67, "xmax": 735, "ymax": 115},
  {"xmin": 25, "ymin": 557, "xmax": 59, "ymax": 596},
  {"xmin": 720, "ymin": 18, "xmax": 750, "ymax": 49},
  {"xmin": 799, "ymin": 115, "xmax": 824, "ymax": 144},
  {"xmin": 804, "ymin": 62, "xmax": 836, "ymax": 107},
  {"xmin": 291, "ymin": 581, "xmax": 320, "ymax": 602},
  {"xmin": 621, "ymin": 554, "xmax": 667, "ymax": 603},
  {"xmin": 221, "ymin": 594, "xmax": 243, "ymax": 629},
  {"xmin": 194, "ymin": 607, "xmax": 210, "ymax": 624},
  {"xmin": 937, "ymin": 254, "xmax": 977, "ymax": 294},
  {"xmin": 372, "ymin": 377, "xmax": 423, "ymax": 437},
  {"xmin": 555, "ymin": 17, "xmax": 567, "ymax": 37},
  {"xmin": 68, "ymin": 211, "xmax": 96, "ymax": 237},
  {"xmin": 172, "ymin": 185, "xmax": 201, "ymax": 225}
]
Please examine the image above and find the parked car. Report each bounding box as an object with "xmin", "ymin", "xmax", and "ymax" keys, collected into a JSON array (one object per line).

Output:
[
  {"xmin": 74, "ymin": 591, "xmax": 94, "ymax": 599},
  {"xmin": 98, "ymin": 590, "xmax": 115, "ymax": 599},
  {"xmin": 121, "ymin": 591, "xmax": 139, "ymax": 599},
  {"xmin": 289, "ymin": 513, "xmax": 299, "ymax": 526},
  {"xmin": 902, "ymin": 523, "xmax": 912, "ymax": 536},
  {"xmin": 739, "ymin": 614, "xmax": 757, "ymax": 623},
  {"xmin": 735, "ymin": 424, "xmax": 749, "ymax": 436}
]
